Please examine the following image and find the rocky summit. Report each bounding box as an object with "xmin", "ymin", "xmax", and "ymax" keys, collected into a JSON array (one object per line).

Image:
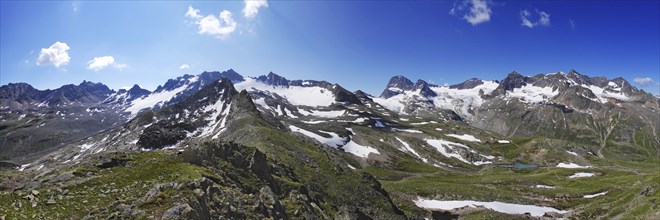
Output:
[{"xmin": 1, "ymin": 69, "xmax": 658, "ymax": 219}]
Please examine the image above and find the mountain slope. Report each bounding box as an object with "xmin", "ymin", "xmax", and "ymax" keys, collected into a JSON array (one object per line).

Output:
[
  {"xmin": 1, "ymin": 69, "xmax": 658, "ymax": 219},
  {"xmin": 373, "ymin": 70, "xmax": 659, "ymax": 160}
]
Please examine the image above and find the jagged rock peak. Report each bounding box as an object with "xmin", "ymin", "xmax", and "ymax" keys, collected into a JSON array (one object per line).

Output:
[
  {"xmin": 257, "ymin": 72, "xmax": 289, "ymax": 87},
  {"xmin": 566, "ymin": 69, "xmax": 593, "ymax": 85},
  {"xmin": 415, "ymin": 79, "xmax": 437, "ymax": 97},
  {"xmin": 0, "ymin": 82, "xmax": 42, "ymax": 101},
  {"xmin": 507, "ymin": 71, "xmax": 523, "ymax": 78},
  {"xmin": 500, "ymin": 71, "xmax": 528, "ymax": 90},
  {"xmin": 229, "ymin": 89, "xmax": 261, "ymax": 119},
  {"xmin": 379, "ymin": 75, "xmax": 415, "ymax": 98},
  {"xmin": 415, "ymin": 79, "xmax": 429, "ymax": 87},
  {"xmin": 128, "ymin": 84, "xmax": 145, "ymax": 92},
  {"xmin": 200, "ymin": 69, "xmax": 244, "ymax": 83},
  {"xmin": 354, "ymin": 90, "xmax": 372, "ymax": 97},
  {"xmin": 386, "ymin": 75, "xmax": 415, "ymax": 91}
]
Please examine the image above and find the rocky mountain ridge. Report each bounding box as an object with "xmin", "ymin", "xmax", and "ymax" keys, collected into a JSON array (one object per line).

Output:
[{"xmin": 1, "ymin": 69, "xmax": 658, "ymax": 219}]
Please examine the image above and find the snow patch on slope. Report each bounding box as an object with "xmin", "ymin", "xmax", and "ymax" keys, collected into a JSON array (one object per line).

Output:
[
  {"xmin": 446, "ymin": 134, "xmax": 481, "ymax": 142},
  {"xmin": 569, "ymin": 172, "xmax": 596, "ymax": 179},
  {"xmin": 430, "ymin": 81, "xmax": 499, "ymax": 118},
  {"xmin": 506, "ymin": 84, "xmax": 558, "ymax": 103},
  {"xmin": 580, "ymin": 84, "xmax": 630, "ymax": 103},
  {"xmin": 413, "ymin": 198, "xmax": 567, "ymax": 217},
  {"xmin": 425, "ymin": 139, "xmax": 492, "ymax": 165},
  {"xmin": 556, "ymin": 162, "xmax": 592, "ymax": 169},
  {"xmin": 289, "ymin": 125, "xmax": 346, "ymax": 148},
  {"xmin": 343, "ymin": 140, "xmax": 380, "ymax": 158},
  {"xmin": 583, "ymin": 191, "xmax": 608, "ymax": 198},
  {"xmin": 396, "ymin": 137, "xmax": 427, "ymax": 163},
  {"xmin": 235, "ymin": 78, "xmax": 335, "ymax": 107},
  {"xmin": 298, "ymin": 109, "xmax": 346, "ymax": 118},
  {"xmin": 125, "ymin": 83, "xmax": 188, "ymax": 117}
]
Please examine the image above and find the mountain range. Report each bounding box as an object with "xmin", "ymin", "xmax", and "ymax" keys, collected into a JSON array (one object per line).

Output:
[{"xmin": 0, "ymin": 69, "xmax": 658, "ymax": 219}]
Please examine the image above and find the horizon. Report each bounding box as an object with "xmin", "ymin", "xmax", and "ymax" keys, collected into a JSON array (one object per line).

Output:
[
  {"xmin": 3, "ymin": 68, "xmax": 658, "ymax": 96},
  {"xmin": 1, "ymin": 1, "xmax": 659, "ymax": 95}
]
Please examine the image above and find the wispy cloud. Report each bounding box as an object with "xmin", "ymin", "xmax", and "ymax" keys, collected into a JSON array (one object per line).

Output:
[
  {"xmin": 72, "ymin": 2, "xmax": 79, "ymax": 14},
  {"xmin": 36, "ymin": 41, "xmax": 70, "ymax": 68},
  {"xmin": 520, "ymin": 9, "xmax": 551, "ymax": 28},
  {"xmin": 538, "ymin": 10, "xmax": 550, "ymax": 26},
  {"xmin": 634, "ymin": 77, "xmax": 654, "ymax": 85},
  {"xmin": 450, "ymin": 0, "xmax": 492, "ymax": 26},
  {"xmin": 87, "ymin": 56, "xmax": 127, "ymax": 71},
  {"xmin": 185, "ymin": 5, "xmax": 237, "ymax": 39},
  {"xmin": 243, "ymin": 0, "xmax": 268, "ymax": 19},
  {"xmin": 520, "ymin": 10, "xmax": 534, "ymax": 28},
  {"xmin": 569, "ymin": 20, "xmax": 576, "ymax": 29},
  {"xmin": 179, "ymin": 64, "xmax": 190, "ymax": 69}
]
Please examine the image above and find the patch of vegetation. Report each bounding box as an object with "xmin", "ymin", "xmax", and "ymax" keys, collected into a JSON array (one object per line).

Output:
[{"xmin": 0, "ymin": 151, "xmax": 208, "ymax": 219}]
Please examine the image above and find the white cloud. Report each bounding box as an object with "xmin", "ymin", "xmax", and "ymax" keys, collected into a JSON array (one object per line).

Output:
[
  {"xmin": 185, "ymin": 5, "xmax": 201, "ymax": 20},
  {"xmin": 114, "ymin": 63, "xmax": 128, "ymax": 71},
  {"xmin": 521, "ymin": 9, "xmax": 551, "ymax": 28},
  {"xmin": 36, "ymin": 41, "xmax": 71, "ymax": 68},
  {"xmin": 634, "ymin": 77, "xmax": 654, "ymax": 85},
  {"xmin": 243, "ymin": 0, "xmax": 268, "ymax": 19},
  {"xmin": 87, "ymin": 56, "xmax": 127, "ymax": 71},
  {"xmin": 450, "ymin": 0, "xmax": 492, "ymax": 25},
  {"xmin": 87, "ymin": 56, "xmax": 114, "ymax": 71},
  {"xmin": 538, "ymin": 10, "xmax": 550, "ymax": 26},
  {"xmin": 185, "ymin": 6, "xmax": 237, "ymax": 39},
  {"xmin": 72, "ymin": 2, "xmax": 79, "ymax": 13},
  {"xmin": 179, "ymin": 64, "xmax": 190, "ymax": 69},
  {"xmin": 569, "ymin": 20, "xmax": 576, "ymax": 29},
  {"xmin": 520, "ymin": 10, "xmax": 534, "ymax": 28}
]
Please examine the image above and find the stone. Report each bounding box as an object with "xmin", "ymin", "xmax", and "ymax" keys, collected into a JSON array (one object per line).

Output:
[{"xmin": 162, "ymin": 203, "xmax": 193, "ymax": 219}]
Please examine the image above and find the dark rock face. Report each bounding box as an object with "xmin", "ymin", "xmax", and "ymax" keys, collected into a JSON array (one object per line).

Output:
[
  {"xmin": 1, "ymin": 81, "xmax": 112, "ymax": 106},
  {"xmin": 257, "ymin": 72, "xmax": 290, "ymax": 87},
  {"xmin": 449, "ymin": 78, "xmax": 484, "ymax": 90},
  {"xmin": 249, "ymin": 149, "xmax": 271, "ymax": 181},
  {"xmin": 0, "ymin": 83, "xmax": 46, "ymax": 103},
  {"xmin": 431, "ymin": 211, "xmax": 459, "ymax": 220},
  {"xmin": 386, "ymin": 75, "xmax": 415, "ymax": 90},
  {"xmin": 136, "ymin": 78, "xmax": 240, "ymax": 149},
  {"xmin": 126, "ymin": 85, "xmax": 151, "ymax": 99},
  {"xmin": 330, "ymin": 84, "xmax": 362, "ymax": 104},
  {"xmin": 354, "ymin": 90, "xmax": 374, "ymax": 102},
  {"xmin": 43, "ymin": 81, "xmax": 113, "ymax": 104},
  {"xmin": 137, "ymin": 121, "xmax": 189, "ymax": 149},
  {"xmin": 492, "ymin": 71, "xmax": 528, "ymax": 96},
  {"xmin": 229, "ymin": 90, "xmax": 261, "ymax": 120},
  {"xmin": 567, "ymin": 69, "xmax": 590, "ymax": 85},
  {"xmin": 0, "ymin": 161, "xmax": 19, "ymax": 170},
  {"xmin": 380, "ymin": 75, "xmax": 415, "ymax": 98},
  {"xmin": 415, "ymin": 80, "xmax": 437, "ymax": 97},
  {"xmin": 202, "ymin": 69, "xmax": 244, "ymax": 84}
]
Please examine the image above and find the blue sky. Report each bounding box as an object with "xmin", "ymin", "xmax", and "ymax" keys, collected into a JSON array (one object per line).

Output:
[{"xmin": 1, "ymin": 0, "xmax": 659, "ymax": 95}]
